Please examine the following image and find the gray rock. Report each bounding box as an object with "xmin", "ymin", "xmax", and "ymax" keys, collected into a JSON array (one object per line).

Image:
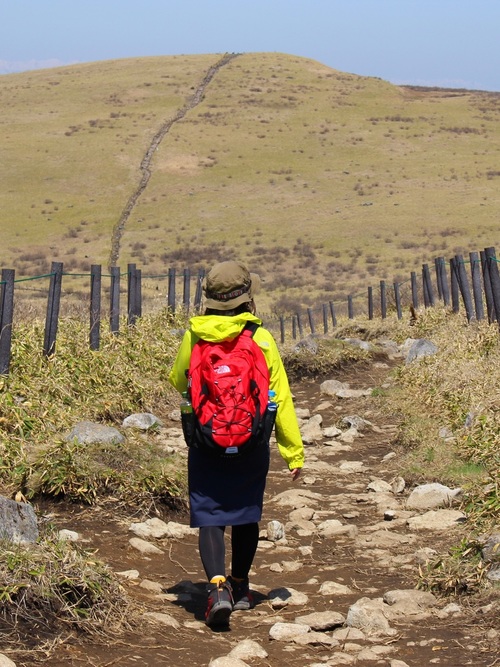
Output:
[
  {"xmin": 122, "ymin": 412, "xmax": 162, "ymax": 430},
  {"xmin": 292, "ymin": 335, "xmax": 318, "ymax": 354},
  {"xmin": 367, "ymin": 479, "xmax": 393, "ymax": 493},
  {"xmin": 58, "ymin": 529, "xmax": 79, "ymax": 542},
  {"xmin": 320, "ymin": 379, "xmax": 348, "ymax": 396},
  {"xmin": 65, "ymin": 420, "xmax": 125, "ymax": 445},
  {"xmin": 319, "ymin": 581, "xmax": 353, "ymax": 596},
  {"xmin": 129, "ymin": 518, "xmax": 170, "ymax": 539},
  {"xmin": 414, "ymin": 547, "xmax": 438, "ymax": 564},
  {"xmin": 391, "ymin": 477, "xmax": 406, "ymax": 494},
  {"xmin": 343, "ymin": 337, "xmax": 373, "ymax": 351},
  {"xmin": 323, "ymin": 425, "xmax": 343, "ymax": 438},
  {"xmin": 0, "ymin": 655, "xmax": 17, "ymax": 667},
  {"xmin": 342, "ymin": 415, "xmax": 372, "ymax": 431},
  {"xmin": 406, "ymin": 483, "xmax": 462, "ymax": 510},
  {"xmin": 383, "ymin": 589, "xmax": 437, "ymax": 617},
  {"xmin": 295, "ymin": 610, "xmax": 345, "ymax": 630},
  {"xmin": 0, "ymin": 496, "xmax": 38, "ymax": 544},
  {"xmin": 268, "ymin": 587, "xmax": 309, "ymax": 608},
  {"xmin": 271, "ymin": 488, "xmax": 323, "ymax": 508},
  {"xmin": 486, "ymin": 565, "xmax": 500, "ymax": 582},
  {"xmin": 269, "ymin": 621, "xmax": 310, "ymax": 641},
  {"xmin": 209, "ymin": 657, "xmax": 249, "ymax": 667},
  {"xmin": 406, "ymin": 509, "xmax": 466, "ymax": 531},
  {"xmin": 144, "ymin": 611, "xmax": 180, "ymax": 628},
  {"xmin": 480, "ymin": 533, "xmax": 500, "ymax": 563},
  {"xmin": 405, "ymin": 338, "xmax": 437, "ymax": 364},
  {"xmin": 336, "ymin": 388, "xmax": 372, "ymax": 399},
  {"xmin": 228, "ymin": 639, "xmax": 268, "ymax": 660},
  {"xmin": 128, "ymin": 537, "xmax": 164, "ymax": 555},
  {"xmin": 300, "ymin": 413, "xmax": 324, "ymax": 443},
  {"xmin": 318, "ymin": 519, "xmax": 357, "ymax": 539},
  {"xmin": 267, "ymin": 520, "xmax": 285, "ymax": 542},
  {"xmin": 346, "ymin": 597, "xmax": 397, "ymax": 636}
]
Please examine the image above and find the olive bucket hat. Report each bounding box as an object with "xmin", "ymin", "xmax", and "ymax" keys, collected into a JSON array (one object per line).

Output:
[{"xmin": 202, "ymin": 261, "xmax": 261, "ymax": 311}]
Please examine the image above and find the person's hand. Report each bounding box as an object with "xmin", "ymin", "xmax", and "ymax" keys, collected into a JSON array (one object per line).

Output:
[{"xmin": 290, "ymin": 468, "xmax": 301, "ymax": 481}]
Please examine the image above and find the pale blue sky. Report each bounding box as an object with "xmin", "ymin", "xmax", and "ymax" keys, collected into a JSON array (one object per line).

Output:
[{"xmin": 1, "ymin": 0, "xmax": 499, "ymax": 91}]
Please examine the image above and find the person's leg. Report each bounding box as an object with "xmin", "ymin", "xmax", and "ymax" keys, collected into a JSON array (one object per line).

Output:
[
  {"xmin": 198, "ymin": 525, "xmax": 233, "ymax": 626},
  {"xmin": 198, "ymin": 525, "xmax": 226, "ymax": 581},
  {"xmin": 230, "ymin": 522, "xmax": 259, "ymax": 610},
  {"xmin": 230, "ymin": 523, "xmax": 259, "ymax": 579}
]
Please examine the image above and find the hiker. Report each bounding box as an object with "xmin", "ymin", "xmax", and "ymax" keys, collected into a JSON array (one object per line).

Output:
[{"xmin": 168, "ymin": 260, "xmax": 304, "ymax": 627}]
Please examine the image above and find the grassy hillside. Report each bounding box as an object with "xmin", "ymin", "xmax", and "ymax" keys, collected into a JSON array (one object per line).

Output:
[{"xmin": 1, "ymin": 52, "xmax": 499, "ymax": 313}]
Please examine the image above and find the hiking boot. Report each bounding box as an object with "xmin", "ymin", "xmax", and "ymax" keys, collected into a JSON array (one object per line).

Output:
[
  {"xmin": 228, "ymin": 576, "xmax": 254, "ymax": 611},
  {"xmin": 205, "ymin": 580, "xmax": 233, "ymax": 627}
]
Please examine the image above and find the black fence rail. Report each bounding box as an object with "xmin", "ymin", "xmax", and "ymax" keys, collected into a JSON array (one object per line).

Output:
[{"xmin": 1, "ymin": 247, "xmax": 500, "ymax": 375}]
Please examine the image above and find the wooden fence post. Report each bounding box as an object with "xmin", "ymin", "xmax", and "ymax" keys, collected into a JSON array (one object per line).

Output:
[
  {"xmin": 347, "ymin": 295, "xmax": 354, "ymax": 319},
  {"xmin": 469, "ymin": 252, "xmax": 484, "ymax": 321},
  {"xmin": 450, "ymin": 258, "xmax": 460, "ymax": 314},
  {"xmin": 380, "ymin": 280, "xmax": 387, "ymax": 319},
  {"xmin": 167, "ymin": 267, "xmax": 176, "ymax": 312},
  {"xmin": 329, "ymin": 301, "xmax": 337, "ymax": 327},
  {"xmin": 434, "ymin": 257, "xmax": 442, "ymax": 300},
  {"xmin": 194, "ymin": 268, "xmax": 205, "ymax": 311},
  {"xmin": 438, "ymin": 257, "xmax": 451, "ymax": 306},
  {"xmin": 410, "ymin": 271, "xmax": 419, "ymax": 309},
  {"xmin": 322, "ymin": 304, "xmax": 328, "ymax": 334},
  {"xmin": 455, "ymin": 254, "xmax": 474, "ymax": 322},
  {"xmin": 368, "ymin": 286, "xmax": 374, "ymax": 320},
  {"xmin": 481, "ymin": 250, "xmax": 496, "ymax": 323},
  {"xmin": 296, "ymin": 312, "xmax": 304, "ymax": 339},
  {"xmin": 183, "ymin": 268, "xmax": 190, "ymax": 310},
  {"xmin": 127, "ymin": 264, "xmax": 142, "ymax": 325},
  {"xmin": 127, "ymin": 263, "xmax": 136, "ymax": 325},
  {"xmin": 90, "ymin": 264, "xmax": 101, "ymax": 350},
  {"xmin": 307, "ymin": 308, "xmax": 315, "ymax": 334},
  {"xmin": 43, "ymin": 261, "xmax": 63, "ymax": 357},
  {"xmin": 110, "ymin": 266, "xmax": 120, "ymax": 334},
  {"xmin": 394, "ymin": 282, "xmax": 402, "ymax": 320},
  {"xmin": 422, "ymin": 264, "xmax": 435, "ymax": 307},
  {"xmin": 292, "ymin": 315, "xmax": 297, "ymax": 340},
  {"xmin": 0, "ymin": 269, "xmax": 15, "ymax": 374},
  {"xmin": 485, "ymin": 247, "xmax": 500, "ymax": 328},
  {"xmin": 280, "ymin": 316, "xmax": 285, "ymax": 344}
]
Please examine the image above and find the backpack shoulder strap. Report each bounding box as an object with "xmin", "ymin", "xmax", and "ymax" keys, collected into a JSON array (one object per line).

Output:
[{"xmin": 241, "ymin": 320, "xmax": 260, "ymax": 338}]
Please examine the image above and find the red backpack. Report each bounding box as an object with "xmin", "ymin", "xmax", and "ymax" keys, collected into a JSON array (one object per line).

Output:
[{"xmin": 183, "ymin": 322, "xmax": 274, "ymax": 457}]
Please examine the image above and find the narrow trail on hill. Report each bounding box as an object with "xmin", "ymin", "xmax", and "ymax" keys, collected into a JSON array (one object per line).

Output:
[{"xmin": 108, "ymin": 52, "xmax": 240, "ymax": 269}]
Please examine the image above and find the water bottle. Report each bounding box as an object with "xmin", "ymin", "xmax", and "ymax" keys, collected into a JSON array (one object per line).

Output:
[
  {"xmin": 264, "ymin": 390, "xmax": 277, "ymax": 442},
  {"xmin": 180, "ymin": 391, "xmax": 193, "ymax": 414},
  {"xmin": 267, "ymin": 390, "xmax": 277, "ymax": 413},
  {"xmin": 180, "ymin": 391, "xmax": 194, "ymax": 445}
]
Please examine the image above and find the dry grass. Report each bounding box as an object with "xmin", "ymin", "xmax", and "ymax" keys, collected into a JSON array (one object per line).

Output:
[{"xmin": 1, "ymin": 53, "xmax": 499, "ymax": 314}]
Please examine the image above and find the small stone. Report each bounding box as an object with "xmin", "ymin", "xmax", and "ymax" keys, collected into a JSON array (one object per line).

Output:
[
  {"xmin": 58, "ymin": 529, "xmax": 80, "ymax": 542},
  {"xmin": 267, "ymin": 520, "xmax": 285, "ymax": 541},
  {"xmin": 269, "ymin": 622, "xmax": 310, "ymax": 641}
]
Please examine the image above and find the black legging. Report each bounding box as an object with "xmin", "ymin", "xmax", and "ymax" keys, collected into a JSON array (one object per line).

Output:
[{"xmin": 198, "ymin": 523, "xmax": 259, "ymax": 581}]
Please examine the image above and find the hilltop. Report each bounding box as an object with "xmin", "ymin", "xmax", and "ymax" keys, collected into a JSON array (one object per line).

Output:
[{"xmin": 1, "ymin": 52, "xmax": 499, "ymax": 313}]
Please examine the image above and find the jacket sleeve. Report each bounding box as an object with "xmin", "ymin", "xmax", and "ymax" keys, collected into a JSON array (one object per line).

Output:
[
  {"xmin": 257, "ymin": 330, "xmax": 305, "ymax": 471},
  {"xmin": 168, "ymin": 330, "xmax": 196, "ymax": 394}
]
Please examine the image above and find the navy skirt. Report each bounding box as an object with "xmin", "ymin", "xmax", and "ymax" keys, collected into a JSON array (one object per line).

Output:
[{"xmin": 188, "ymin": 442, "xmax": 270, "ymax": 528}]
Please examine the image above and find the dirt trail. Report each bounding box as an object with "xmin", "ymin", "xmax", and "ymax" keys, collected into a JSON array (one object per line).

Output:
[
  {"xmin": 109, "ymin": 52, "xmax": 239, "ymax": 268},
  {"xmin": 18, "ymin": 359, "xmax": 499, "ymax": 667}
]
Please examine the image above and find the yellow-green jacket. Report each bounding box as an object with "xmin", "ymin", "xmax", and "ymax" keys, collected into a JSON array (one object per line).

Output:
[{"xmin": 168, "ymin": 312, "xmax": 304, "ymax": 471}]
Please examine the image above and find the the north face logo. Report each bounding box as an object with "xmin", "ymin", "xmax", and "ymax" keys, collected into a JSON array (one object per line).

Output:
[{"xmin": 214, "ymin": 364, "xmax": 231, "ymax": 374}]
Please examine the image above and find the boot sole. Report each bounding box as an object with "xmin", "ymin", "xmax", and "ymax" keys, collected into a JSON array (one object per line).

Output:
[{"xmin": 206, "ymin": 600, "xmax": 232, "ymax": 627}]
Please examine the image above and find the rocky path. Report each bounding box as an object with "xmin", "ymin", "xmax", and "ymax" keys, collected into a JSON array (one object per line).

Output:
[{"xmin": 20, "ymin": 358, "xmax": 499, "ymax": 667}]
